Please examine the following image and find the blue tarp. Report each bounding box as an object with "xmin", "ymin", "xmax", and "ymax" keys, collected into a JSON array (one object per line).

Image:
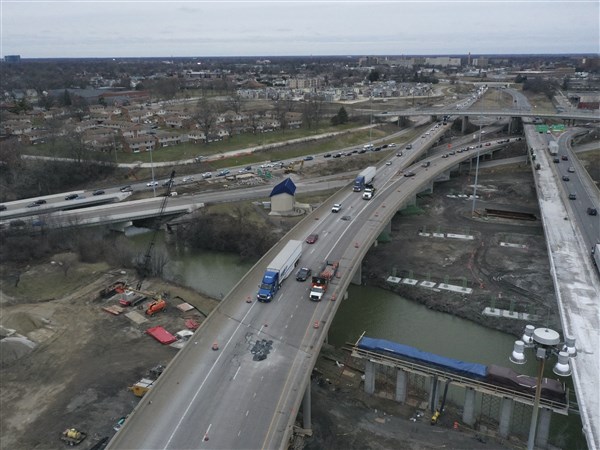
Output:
[{"xmin": 358, "ymin": 336, "xmax": 488, "ymax": 379}]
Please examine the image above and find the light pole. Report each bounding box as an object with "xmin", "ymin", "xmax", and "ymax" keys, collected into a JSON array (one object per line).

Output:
[
  {"xmin": 509, "ymin": 325, "xmax": 576, "ymax": 450},
  {"xmin": 149, "ymin": 148, "xmax": 156, "ymax": 197},
  {"xmin": 470, "ymin": 125, "xmax": 484, "ymax": 216}
]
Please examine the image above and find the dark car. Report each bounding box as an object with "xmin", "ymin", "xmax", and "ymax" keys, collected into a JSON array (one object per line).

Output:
[
  {"xmin": 569, "ymin": 193, "xmax": 576, "ymax": 200},
  {"xmin": 65, "ymin": 193, "xmax": 79, "ymax": 200},
  {"xmin": 323, "ymin": 153, "xmax": 332, "ymax": 158},
  {"xmin": 296, "ymin": 267, "xmax": 312, "ymax": 282},
  {"xmin": 404, "ymin": 171, "xmax": 416, "ymax": 177},
  {"xmin": 587, "ymin": 207, "xmax": 598, "ymax": 216},
  {"xmin": 27, "ymin": 202, "xmax": 41, "ymax": 208},
  {"xmin": 561, "ymin": 155, "xmax": 568, "ymax": 161},
  {"xmin": 120, "ymin": 185, "xmax": 133, "ymax": 192},
  {"xmin": 553, "ymin": 158, "xmax": 560, "ymax": 163},
  {"xmin": 303, "ymin": 156, "xmax": 314, "ymax": 161},
  {"xmin": 92, "ymin": 190, "xmax": 105, "ymax": 196},
  {"xmin": 0, "ymin": 205, "xmax": 6, "ymax": 211},
  {"xmin": 562, "ymin": 176, "xmax": 570, "ymax": 181},
  {"xmin": 306, "ymin": 234, "xmax": 319, "ymax": 244}
]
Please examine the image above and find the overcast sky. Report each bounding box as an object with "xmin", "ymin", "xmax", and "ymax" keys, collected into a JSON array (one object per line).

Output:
[{"xmin": 1, "ymin": 0, "xmax": 598, "ymax": 58}]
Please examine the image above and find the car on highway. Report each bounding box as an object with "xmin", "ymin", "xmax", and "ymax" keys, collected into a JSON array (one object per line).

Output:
[
  {"xmin": 331, "ymin": 203, "xmax": 342, "ymax": 213},
  {"xmin": 568, "ymin": 193, "xmax": 577, "ymax": 200},
  {"xmin": 296, "ymin": 267, "xmax": 312, "ymax": 282},
  {"xmin": 162, "ymin": 179, "xmax": 175, "ymax": 187},
  {"xmin": 30, "ymin": 199, "xmax": 47, "ymax": 206},
  {"xmin": 65, "ymin": 193, "xmax": 79, "ymax": 200},
  {"xmin": 587, "ymin": 207, "xmax": 598, "ymax": 216},
  {"xmin": 217, "ymin": 169, "xmax": 230, "ymax": 177},
  {"xmin": 404, "ymin": 171, "xmax": 416, "ymax": 177},
  {"xmin": 396, "ymin": 152, "xmax": 403, "ymax": 157},
  {"xmin": 405, "ymin": 144, "xmax": 412, "ymax": 150},
  {"xmin": 182, "ymin": 176, "xmax": 195, "ymax": 182},
  {"xmin": 561, "ymin": 155, "xmax": 568, "ymax": 161},
  {"xmin": 92, "ymin": 190, "xmax": 105, "ymax": 196},
  {"xmin": 202, "ymin": 172, "xmax": 212, "ymax": 179},
  {"xmin": 305, "ymin": 234, "xmax": 319, "ymax": 244},
  {"xmin": 568, "ymin": 167, "xmax": 575, "ymax": 173},
  {"xmin": 146, "ymin": 181, "xmax": 158, "ymax": 187},
  {"xmin": 323, "ymin": 153, "xmax": 332, "ymax": 158},
  {"xmin": 303, "ymin": 156, "xmax": 314, "ymax": 161},
  {"xmin": 120, "ymin": 185, "xmax": 133, "ymax": 192},
  {"xmin": 341, "ymin": 215, "xmax": 352, "ymax": 221},
  {"xmin": 386, "ymin": 161, "xmax": 392, "ymax": 166},
  {"xmin": 553, "ymin": 158, "xmax": 560, "ymax": 163},
  {"xmin": 562, "ymin": 176, "xmax": 570, "ymax": 181},
  {"xmin": 27, "ymin": 202, "xmax": 41, "ymax": 208},
  {"xmin": 442, "ymin": 154, "xmax": 449, "ymax": 158},
  {"xmin": 0, "ymin": 205, "xmax": 6, "ymax": 211}
]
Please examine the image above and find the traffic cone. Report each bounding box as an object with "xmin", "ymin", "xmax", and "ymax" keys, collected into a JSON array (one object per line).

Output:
[
  {"xmin": 212, "ymin": 341, "xmax": 219, "ymax": 351},
  {"xmin": 246, "ymin": 296, "xmax": 252, "ymax": 303},
  {"xmin": 314, "ymin": 321, "xmax": 319, "ymax": 328},
  {"xmin": 453, "ymin": 421, "xmax": 459, "ymax": 430}
]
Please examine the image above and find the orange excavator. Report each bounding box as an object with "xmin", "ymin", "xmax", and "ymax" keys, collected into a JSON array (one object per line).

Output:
[{"xmin": 121, "ymin": 286, "xmax": 167, "ymax": 316}]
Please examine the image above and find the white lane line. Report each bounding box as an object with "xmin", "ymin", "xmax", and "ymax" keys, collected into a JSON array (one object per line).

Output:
[
  {"xmin": 232, "ymin": 366, "xmax": 241, "ymax": 381},
  {"xmin": 246, "ymin": 410, "xmax": 249, "ymax": 417},
  {"xmin": 163, "ymin": 302, "xmax": 258, "ymax": 449}
]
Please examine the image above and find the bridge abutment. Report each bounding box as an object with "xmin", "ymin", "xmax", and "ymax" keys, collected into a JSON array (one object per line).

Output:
[{"xmin": 461, "ymin": 116, "xmax": 469, "ymax": 133}]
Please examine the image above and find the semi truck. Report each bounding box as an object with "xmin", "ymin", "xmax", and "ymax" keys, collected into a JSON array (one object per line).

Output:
[
  {"xmin": 353, "ymin": 166, "xmax": 376, "ymax": 192},
  {"xmin": 309, "ymin": 260, "xmax": 339, "ymax": 301},
  {"xmin": 548, "ymin": 141, "xmax": 559, "ymax": 156},
  {"xmin": 362, "ymin": 183, "xmax": 376, "ymax": 200},
  {"xmin": 257, "ymin": 240, "xmax": 303, "ymax": 302}
]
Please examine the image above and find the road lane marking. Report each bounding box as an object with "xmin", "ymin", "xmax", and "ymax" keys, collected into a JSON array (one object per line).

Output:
[
  {"xmin": 163, "ymin": 301, "xmax": 258, "ymax": 449},
  {"xmin": 233, "ymin": 366, "xmax": 241, "ymax": 381}
]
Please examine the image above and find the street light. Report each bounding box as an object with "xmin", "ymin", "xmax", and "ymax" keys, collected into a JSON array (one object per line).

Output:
[
  {"xmin": 149, "ymin": 148, "xmax": 156, "ymax": 197},
  {"xmin": 509, "ymin": 325, "xmax": 576, "ymax": 450},
  {"xmin": 470, "ymin": 126, "xmax": 484, "ymax": 216}
]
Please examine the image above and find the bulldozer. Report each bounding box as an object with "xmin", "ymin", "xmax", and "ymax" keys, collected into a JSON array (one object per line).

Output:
[{"xmin": 61, "ymin": 428, "xmax": 87, "ymax": 446}]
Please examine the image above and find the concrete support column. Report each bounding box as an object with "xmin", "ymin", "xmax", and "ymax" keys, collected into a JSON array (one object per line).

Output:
[
  {"xmin": 462, "ymin": 387, "xmax": 476, "ymax": 426},
  {"xmin": 351, "ymin": 264, "xmax": 362, "ymax": 285},
  {"xmin": 498, "ymin": 397, "xmax": 514, "ymax": 439},
  {"xmin": 535, "ymin": 407, "xmax": 552, "ymax": 449},
  {"xmin": 406, "ymin": 194, "xmax": 417, "ymax": 207},
  {"xmin": 461, "ymin": 116, "xmax": 469, "ymax": 134},
  {"xmin": 395, "ymin": 369, "xmax": 408, "ymax": 403},
  {"xmin": 302, "ymin": 383, "xmax": 312, "ymax": 431},
  {"xmin": 364, "ymin": 360, "xmax": 376, "ymax": 395},
  {"xmin": 384, "ymin": 220, "xmax": 392, "ymax": 235},
  {"xmin": 427, "ymin": 375, "xmax": 440, "ymax": 412}
]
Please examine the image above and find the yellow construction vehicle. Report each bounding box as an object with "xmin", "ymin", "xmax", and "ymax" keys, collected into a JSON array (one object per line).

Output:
[
  {"xmin": 284, "ymin": 160, "xmax": 304, "ymax": 174},
  {"xmin": 60, "ymin": 428, "xmax": 87, "ymax": 446}
]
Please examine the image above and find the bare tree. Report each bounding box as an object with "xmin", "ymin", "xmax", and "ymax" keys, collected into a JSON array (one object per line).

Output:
[{"xmin": 194, "ymin": 98, "xmax": 218, "ymax": 143}]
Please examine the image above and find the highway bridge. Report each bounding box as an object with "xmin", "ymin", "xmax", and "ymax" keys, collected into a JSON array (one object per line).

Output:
[{"xmin": 107, "ymin": 121, "xmax": 599, "ymax": 450}]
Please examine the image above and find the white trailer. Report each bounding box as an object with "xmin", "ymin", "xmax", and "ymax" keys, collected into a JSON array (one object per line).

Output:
[
  {"xmin": 548, "ymin": 141, "xmax": 559, "ymax": 156},
  {"xmin": 257, "ymin": 240, "xmax": 303, "ymax": 302}
]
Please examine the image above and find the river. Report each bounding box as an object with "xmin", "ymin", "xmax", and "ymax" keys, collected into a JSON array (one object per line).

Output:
[{"xmin": 129, "ymin": 230, "xmax": 586, "ymax": 449}]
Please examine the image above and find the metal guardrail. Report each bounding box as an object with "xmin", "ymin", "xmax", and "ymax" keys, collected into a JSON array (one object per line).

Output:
[{"xmin": 351, "ymin": 346, "xmax": 570, "ymax": 415}]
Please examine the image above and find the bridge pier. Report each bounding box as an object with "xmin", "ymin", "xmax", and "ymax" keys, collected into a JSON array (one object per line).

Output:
[
  {"xmin": 535, "ymin": 407, "xmax": 552, "ymax": 449},
  {"xmin": 302, "ymin": 383, "xmax": 312, "ymax": 431},
  {"xmin": 427, "ymin": 375, "xmax": 441, "ymax": 412},
  {"xmin": 462, "ymin": 387, "xmax": 476, "ymax": 426},
  {"xmin": 498, "ymin": 397, "xmax": 514, "ymax": 439},
  {"xmin": 395, "ymin": 369, "xmax": 408, "ymax": 403},
  {"xmin": 461, "ymin": 116, "xmax": 469, "ymax": 134},
  {"xmin": 351, "ymin": 265, "xmax": 362, "ymax": 285},
  {"xmin": 364, "ymin": 360, "xmax": 376, "ymax": 395}
]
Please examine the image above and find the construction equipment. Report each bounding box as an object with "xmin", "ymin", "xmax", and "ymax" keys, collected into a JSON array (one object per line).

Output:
[
  {"xmin": 60, "ymin": 428, "xmax": 87, "ymax": 446},
  {"xmin": 136, "ymin": 170, "xmax": 176, "ymax": 291},
  {"xmin": 284, "ymin": 160, "xmax": 304, "ymax": 174},
  {"xmin": 146, "ymin": 297, "xmax": 167, "ymax": 315}
]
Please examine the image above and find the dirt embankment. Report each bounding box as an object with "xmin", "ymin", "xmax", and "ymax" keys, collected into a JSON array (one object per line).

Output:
[{"xmin": 0, "ymin": 259, "xmax": 218, "ymax": 450}]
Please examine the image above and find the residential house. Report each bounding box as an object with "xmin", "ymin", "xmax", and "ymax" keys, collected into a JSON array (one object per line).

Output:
[{"xmin": 123, "ymin": 135, "xmax": 158, "ymax": 153}]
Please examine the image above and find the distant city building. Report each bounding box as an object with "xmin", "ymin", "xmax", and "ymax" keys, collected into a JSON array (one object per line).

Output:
[
  {"xmin": 4, "ymin": 55, "xmax": 21, "ymax": 63},
  {"xmin": 424, "ymin": 56, "xmax": 461, "ymax": 67}
]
